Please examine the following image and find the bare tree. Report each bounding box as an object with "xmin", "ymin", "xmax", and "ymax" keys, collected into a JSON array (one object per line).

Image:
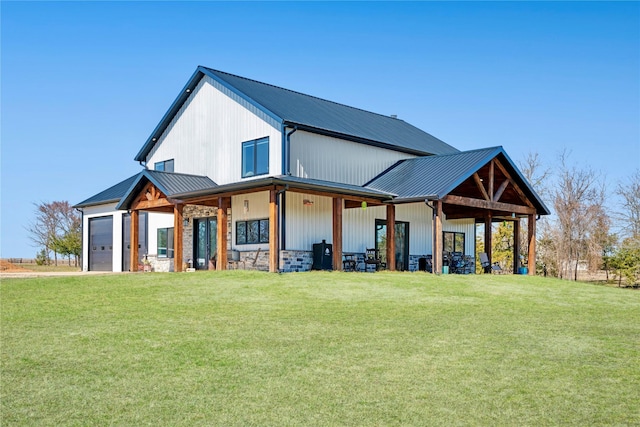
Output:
[
  {"xmin": 616, "ymin": 170, "xmax": 640, "ymax": 239},
  {"xmin": 518, "ymin": 151, "xmax": 552, "ymax": 200},
  {"xmin": 553, "ymin": 152, "xmax": 607, "ymax": 280}
]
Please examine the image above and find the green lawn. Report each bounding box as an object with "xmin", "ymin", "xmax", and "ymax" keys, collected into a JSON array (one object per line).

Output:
[{"xmin": 2, "ymin": 271, "xmax": 639, "ymax": 426}]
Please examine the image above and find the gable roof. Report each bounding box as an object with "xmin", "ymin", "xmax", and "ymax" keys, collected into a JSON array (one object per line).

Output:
[
  {"xmin": 365, "ymin": 146, "xmax": 550, "ymax": 215},
  {"xmin": 135, "ymin": 66, "xmax": 459, "ymax": 161},
  {"xmin": 74, "ymin": 174, "xmax": 139, "ymax": 208},
  {"xmin": 115, "ymin": 170, "xmax": 217, "ymax": 210}
]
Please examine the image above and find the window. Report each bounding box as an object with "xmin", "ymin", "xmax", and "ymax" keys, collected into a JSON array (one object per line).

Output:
[
  {"xmin": 443, "ymin": 231, "xmax": 465, "ymax": 254},
  {"xmin": 158, "ymin": 227, "xmax": 174, "ymax": 258},
  {"xmin": 154, "ymin": 159, "xmax": 174, "ymax": 172},
  {"xmin": 236, "ymin": 219, "xmax": 269, "ymax": 244},
  {"xmin": 242, "ymin": 137, "xmax": 269, "ymax": 178}
]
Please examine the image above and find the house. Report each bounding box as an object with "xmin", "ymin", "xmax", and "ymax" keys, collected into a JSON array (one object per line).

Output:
[{"xmin": 75, "ymin": 66, "xmax": 549, "ymax": 274}]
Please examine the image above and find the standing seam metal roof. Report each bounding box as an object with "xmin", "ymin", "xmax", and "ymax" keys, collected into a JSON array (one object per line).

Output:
[
  {"xmin": 115, "ymin": 170, "xmax": 217, "ymax": 210},
  {"xmin": 365, "ymin": 146, "xmax": 550, "ymax": 214},
  {"xmin": 202, "ymin": 67, "xmax": 459, "ymax": 155},
  {"xmin": 135, "ymin": 66, "xmax": 459, "ymax": 161},
  {"xmin": 74, "ymin": 174, "xmax": 139, "ymax": 208}
]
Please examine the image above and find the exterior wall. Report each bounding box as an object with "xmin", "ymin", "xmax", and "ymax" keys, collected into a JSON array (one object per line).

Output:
[
  {"xmin": 289, "ymin": 130, "xmax": 416, "ymax": 185},
  {"xmin": 147, "ymin": 212, "xmax": 174, "ymax": 256},
  {"xmin": 284, "ymin": 192, "xmax": 333, "ymax": 251},
  {"xmin": 231, "ymin": 191, "xmax": 270, "ymax": 253},
  {"xmin": 285, "ymin": 194, "xmax": 475, "ymax": 260},
  {"xmin": 81, "ymin": 203, "xmax": 176, "ymax": 272},
  {"xmin": 146, "ymin": 75, "xmax": 282, "ymax": 184},
  {"xmin": 81, "ymin": 203, "xmax": 123, "ymax": 272}
]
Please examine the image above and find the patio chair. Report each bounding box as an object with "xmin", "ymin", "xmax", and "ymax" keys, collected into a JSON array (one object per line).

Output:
[
  {"xmin": 364, "ymin": 248, "xmax": 382, "ymax": 272},
  {"xmin": 343, "ymin": 253, "xmax": 357, "ymax": 272},
  {"xmin": 480, "ymin": 252, "xmax": 491, "ymax": 274}
]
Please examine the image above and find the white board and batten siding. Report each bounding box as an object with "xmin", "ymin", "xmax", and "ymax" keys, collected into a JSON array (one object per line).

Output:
[
  {"xmin": 285, "ymin": 195, "xmax": 476, "ymax": 257},
  {"xmin": 146, "ymin": 75, "xmax": 282, "ymax": 185},
  {"xmin": 289, "ymin": 131, "xmax": 416, "ymax": 185},
  {"xmin": 230, "ymin": 192, "xmax": 271, "ymax": 252}
]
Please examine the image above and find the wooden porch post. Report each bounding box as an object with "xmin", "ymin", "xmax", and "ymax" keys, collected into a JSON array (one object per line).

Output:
[
  {"xmin": 173, "ymin": 204, "xmax": 183, "ymax": 272},
  {"xmin": 217, "ymin": 197, "xmax": 230, "ymax": 271},
  {"xmin": 484, "ymin": 212, "xmax": 493, "ymax": 266},
  {"xmin": 528, "ymin": 214, "xmax": 536, "ymax": 275},
  {"xmin": 269, "ymin": 190, "xmax": 279, "ymax": 273},
  {"xmin": 513, "ymin": 218, "xmax": 520, "ymax": 274},
  {"xmin": 130, "ymin": 209, "xmax": 139, "ymax": 272},
  {"xmin": 386, "ymin": 204, "xmax": 396, "ymax": 271},
  {"xmin": 434, "ymin": 200, "xmax": 443, "ymax": 274},
  {"xmin": 332, "ymin": 197, "xmax": 343, "ymax": 271}
]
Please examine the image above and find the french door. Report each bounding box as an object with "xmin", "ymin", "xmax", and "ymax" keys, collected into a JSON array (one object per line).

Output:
[
  {"xmin": 194, "ymin": 217, "xmax": 217, "ymax": 270},
  {"xmin": 375, "ymin": 219, "xmax": 409, "ymax": 271}
]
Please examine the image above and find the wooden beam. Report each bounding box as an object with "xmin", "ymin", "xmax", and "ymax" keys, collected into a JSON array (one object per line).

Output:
[
  {"xmin": 173, "ymin": 204, "xmax": 183, "ymax": 272},
  {"xmin": 489, "ymin": 160, "xmax": 495, "ymax": 201},
  {"xmin": 493, "ymin": 179, "xmax": 510, "ymax": 202},
  {"xmin": 434, "ymin": 200, "xmax": 443, "ymax": 274},
  {"xmin": 442, "ymin": 195, "xmax": 536, "ymax": 215},
  {"xmin": 344, "ymin": 200, "xmax": 384, "ymax": 209},
  {"xmin": 386, "ymin": 204, "xmax": 396, "ymax": 271},
  {"xmin": 528, "ymin": 214, "xmax": 536, "ymax": 276},
  {"xmin": 216, "ymin": 197, "xmax": 229, "ymax": 271},
  {"xmin": 130, "ymin": 210, "xmax": 139, "ymax": 272},
  {"xmin": 493, "ymin": 158, "xmax": 535, "ymax": 208},
  {"xmin": 473, "ymin": 173, "xmax": 490, "ymax": 201},
  {"xmin": 332, "ymin": 197, "xmax": 343, "ymax": 271},
  {"xmin": 513, "ymin": 219, "xmax": 520, "ymax": 274},
  {"xmin": 131, "ymin": 198, "xmax": 174, "ymax": 211},
  {"xmin": 269, "ymin": 190, "xmax": 279, "ymax": 273},
  {"xmin": 184, "ymin": 185, "xmax": 277, "ymax": 205}
]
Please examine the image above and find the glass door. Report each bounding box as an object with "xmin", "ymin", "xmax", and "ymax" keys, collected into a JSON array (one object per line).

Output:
[
  {"xmin": 194, "ymin": 217, "xmax": 217, "ymax": 270},
  {"xmin": 375, "ymin": 219, "xmax": 410, "ymax": 271}
]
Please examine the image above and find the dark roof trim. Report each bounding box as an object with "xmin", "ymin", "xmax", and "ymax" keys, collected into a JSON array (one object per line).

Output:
[
  {"xmin": 284, "ymin": 122, "xmax": 432, "ymax": 157},
  {"xmin": 74, "ymin": 174, "xmax": 139, "ymax": 208},
  {"xmin": 115, "ymin": 170, "xmax": 217, "ymax": 210},
  {"xmin": 174, "ymin": 175, "xmax": 394, "ymax": 201},
  {"xmin": 134, "ymin": 66, "xmax": 284, "ymax": 162}
]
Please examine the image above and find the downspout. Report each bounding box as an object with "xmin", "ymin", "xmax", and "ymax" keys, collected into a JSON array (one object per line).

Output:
[{"xmin": 285, "ymin": 126, "xmax": 297, "ymax": 176}]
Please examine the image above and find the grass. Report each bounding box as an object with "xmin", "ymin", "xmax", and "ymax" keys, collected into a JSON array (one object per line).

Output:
[{"xmin": 1, "ymin": 271, "xmax": 639, "ymax": 426}]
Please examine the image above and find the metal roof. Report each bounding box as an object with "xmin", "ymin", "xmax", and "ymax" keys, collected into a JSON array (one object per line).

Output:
[
  {"xmin": 172, "ymin": 175, "xmax": 394, "ymax": 201},
  {"xmin": 365, "ymin": 146, "xmax": 550, "ymax": 214},
  {"xmin": 116, "ymin": 170, "xmax": 217, "ymax": 210},
  {"xmin": 135, "ymin": 66, "xmax": 459, "ymax": 161},
  {"xmin": 74, "ymin": 174, "xmax": 139, "ymax": 208}
]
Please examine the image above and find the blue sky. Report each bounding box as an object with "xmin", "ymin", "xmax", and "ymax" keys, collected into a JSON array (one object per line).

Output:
[{"xmin": 2, "ymin": 1, "xmax": 639, "ymax": 258}]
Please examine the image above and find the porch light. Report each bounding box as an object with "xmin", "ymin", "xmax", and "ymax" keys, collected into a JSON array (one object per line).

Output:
[
  {"xmin": 183, "ymin": 218, "xmax": 189, "ymax": 227},
  {"xmin": 243, "ymin": 200, "xmax": 249, "ymax": 214},
  {"xmin": 303, "ymin": 199, "xmax": 314, "ymax": 206}
]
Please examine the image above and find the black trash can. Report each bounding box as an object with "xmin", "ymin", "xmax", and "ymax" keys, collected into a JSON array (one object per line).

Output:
[{"xmin": 312, "ymin": 240, "xmax": 333, "ymax": 270}]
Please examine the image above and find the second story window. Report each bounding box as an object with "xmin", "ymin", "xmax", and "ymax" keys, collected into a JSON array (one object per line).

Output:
[
  {"xmin": 154, "ymin": 159, "xmax": 174, "ymax": 172},
  {"xmin": 242, "ymin": 137, "xmax": 269, "ymax": 178}
]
